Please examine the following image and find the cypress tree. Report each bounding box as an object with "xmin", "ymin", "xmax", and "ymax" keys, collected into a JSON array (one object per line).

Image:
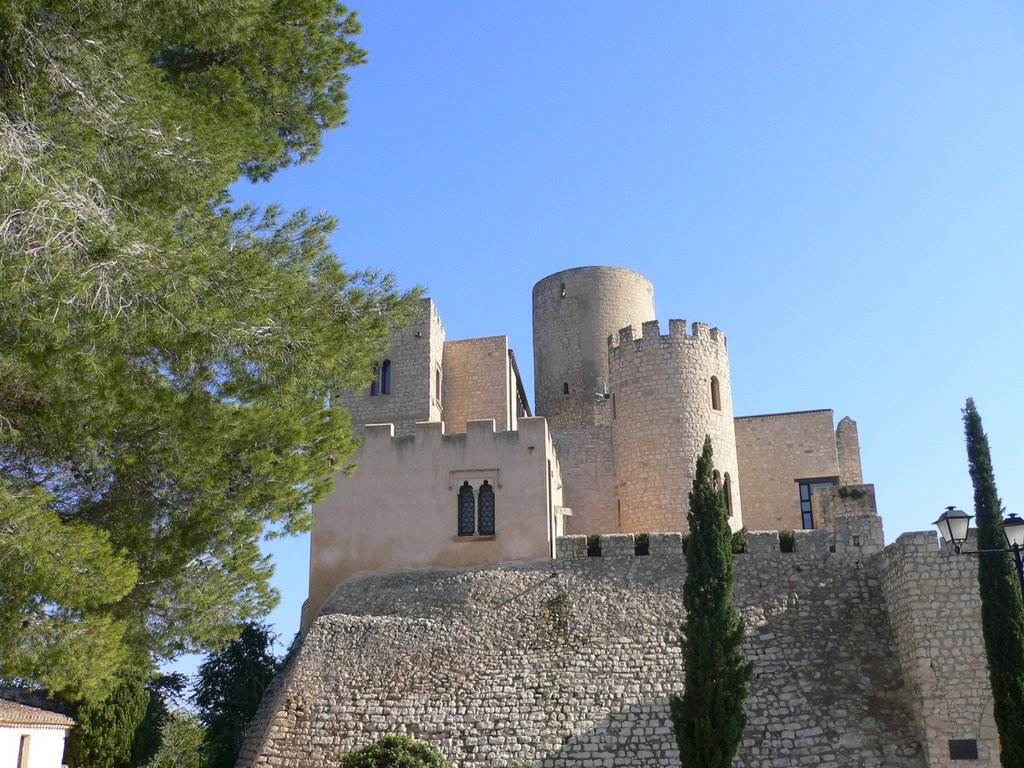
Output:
[
  {"xmin": 671, "ymin": 435, "xmax": 751, "ymax": 768},
  {"xmin": 963, "ymin": 398, "xmax": 1024, "ymax": 767}
]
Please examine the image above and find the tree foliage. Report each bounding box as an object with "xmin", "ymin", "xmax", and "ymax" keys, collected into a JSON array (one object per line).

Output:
[
  {"xmin": 193, "ymin": 621, "xmax": 282, "ymax": 768},
  {"xmin": 963, "ymin": 398, "xmax": 1024, "ymax": 768},
  {"xmin": 0, "ymin": 482, "xmax": 137, "ymax": 701},
  {"xmin": 342, "ymin": 735, "xmax": 454, "ymax": 768},
  {"xmin": 670, "ymin": 436, "xmax": 751, "ymax": 768},
  {"xmin": 0, "ymin": 0, "xmax": 420, "ymax": 700},
  {"xmin": 143, "ymin": 709, "xmax": 207, "ymax": 768},
  {"xmin": 66, "ymin": 668, "xmax": 151, "ymax": 768}
]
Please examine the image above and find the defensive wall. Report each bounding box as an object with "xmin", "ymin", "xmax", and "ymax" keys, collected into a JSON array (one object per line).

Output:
[{"xmin": 243, "ymin": 529, "xmax": 995, "ymax": 768}]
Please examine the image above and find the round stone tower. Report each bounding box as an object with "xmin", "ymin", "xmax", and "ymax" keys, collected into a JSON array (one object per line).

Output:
[
  {"xmin": 532, "ymin": 267, "xmax": 655, "ymax": 428},
  {"xmin": 608, "ymin": 319, "xmax": 742, "ymax": 533}
]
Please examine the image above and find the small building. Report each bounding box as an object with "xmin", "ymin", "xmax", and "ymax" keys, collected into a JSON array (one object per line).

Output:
[{"xmin": 0, "ymin": 699, "xmax": 74, "ymax": 768}]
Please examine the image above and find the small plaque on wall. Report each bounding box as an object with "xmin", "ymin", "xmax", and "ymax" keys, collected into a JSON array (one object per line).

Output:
[{"xmin": 949, "ymin": 739, "xmax": 979, "ymax": 760}]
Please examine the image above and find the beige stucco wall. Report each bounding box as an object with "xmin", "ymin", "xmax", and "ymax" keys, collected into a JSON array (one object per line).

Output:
[
  {"xmin": 442, "ymin": 337, "xmax": 512, "ymax": 433},
  {"xmin": 734, "ymin": 410, "xmax": 840, "ymax": 532},
  {"xmin": 305, "ymin": 417, "xmax": 563, "ymax": 628}
]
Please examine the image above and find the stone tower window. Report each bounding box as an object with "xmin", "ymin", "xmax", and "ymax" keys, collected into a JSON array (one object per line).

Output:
[
  {"xmin": 478, "ymin": 481, "xmax": 496, "ymax": 535},
  {"xmin": 563, "ymin": 382, "xmax": 570, "ymax": 395},
  {"xmin": 713, "ymin": 470, "xmax": 722, "ymax": 490},
  {"xmin": 710, "ymin": 376, "xmax": 721, "ymax": 411},
  {"xmin": 369, "ymin": 360, "xmax": 392, "ymax": 396},
  {"xmin": 724, "ymin": 473, "xmax": 734, "ymax": 517},
  {"xmin": 458, "ymin": 482, "xmax": 476, "ymax": 536}
]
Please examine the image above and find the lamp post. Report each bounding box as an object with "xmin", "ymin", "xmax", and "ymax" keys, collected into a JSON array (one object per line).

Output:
[{"xmin": 934, "ymin": 506, "xmax": 1024, "ymax": 597}]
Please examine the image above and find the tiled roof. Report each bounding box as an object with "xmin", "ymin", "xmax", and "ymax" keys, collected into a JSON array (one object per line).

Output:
[{"xmin": 0, "ymin": 698, "xmax": 75, "ymax": 728}]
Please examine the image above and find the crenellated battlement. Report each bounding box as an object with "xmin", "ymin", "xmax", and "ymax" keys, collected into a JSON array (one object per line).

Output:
[
  {"xmin": 607, "ymin": 318, "xmax": 728, "ymax": 355},
  {"xmin": 555, "ymin": 529, "xmax": 879, "ymax": 560},
  {"xmin": 361, "ymin": 417, "xmax": 551, "ymax": 451}
]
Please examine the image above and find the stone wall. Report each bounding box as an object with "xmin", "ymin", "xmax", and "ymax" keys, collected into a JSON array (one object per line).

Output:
[
  {"xmin": 550, "ymin": 426, "xmax": 617, "ymax": 535},
  {"xmin": 243, "ymin": 542, "xmax": 959, "ymax": 768},
  {"xmin": 608, "ymin": 320, "xmax": 741, "ymax": 533},
  {"xmin": 532, "ymin": 267, "xmax": 655, "ymax": 428},
  {"xmin": 876, "ymin": 533, "xmax": 998, "ymax": 766},
  {"xmin": 835, "ymin": 416, "xmax": 863, "ymax": 484},
  {"xmin": 338, "ymin": 298, "xmax": 444, "ymax": 437},
  {"xmin": 735, "ymin": 410, "xmax": 841, "ymax": 531},
  {"xmin": 442, "ymin": 336, "xmax": 512, "ymax": 433}
]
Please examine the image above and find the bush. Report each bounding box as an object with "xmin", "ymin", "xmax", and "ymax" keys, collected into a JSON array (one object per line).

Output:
[
  {"xmin": 779, "ymin": 530, "xmax": 795, "ymax": 553},
  {"xmin": 342, "ymin": 735, "xmax": 452, "ymax": 768},
  {"xmin": 731, "ymin": 527, "xmax": 747, "ymax": 554}
]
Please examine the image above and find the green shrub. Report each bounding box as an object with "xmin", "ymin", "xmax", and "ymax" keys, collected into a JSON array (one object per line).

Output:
[
  {"xmin": 779, "ymin": 530, "xmax": 795, "ymax": 553},
  {"xmin": 634, "ymin": 532, "xmax": 649, "ymax": 556},
  {"xmin": 342, "ymin": 735, "xmax": 452, "ymax": 768},
  {"xmin": 730, "ymin": 527, "xmax": 747, "ymax": 554}
]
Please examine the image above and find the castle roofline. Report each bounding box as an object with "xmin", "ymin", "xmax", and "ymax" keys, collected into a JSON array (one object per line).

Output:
[{"xmin": 735, "ymin": 408, "xmax": 834, "ymax": 420}]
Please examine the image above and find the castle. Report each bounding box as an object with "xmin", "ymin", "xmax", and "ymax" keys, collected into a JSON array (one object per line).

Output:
[
  {"xmin": 306, "ymin": 266, "xmax": 868, "ymax": 625},
  {"xmin": 241, "ymin": 268, "xmax": 999, "ymax": 768}
]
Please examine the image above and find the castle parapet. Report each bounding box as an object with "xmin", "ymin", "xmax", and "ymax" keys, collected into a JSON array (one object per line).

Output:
[{"xmin": 607, "ymin": 319, "xmax": 728, "ymax": 353}]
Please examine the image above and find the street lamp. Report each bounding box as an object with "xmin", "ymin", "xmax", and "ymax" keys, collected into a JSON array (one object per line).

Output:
[{"xmin": 935, "ymin": 507, "xmax": 1024, "ymax": 596}]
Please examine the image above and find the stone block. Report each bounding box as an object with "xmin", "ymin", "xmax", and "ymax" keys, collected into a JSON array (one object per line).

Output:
[
  {"xmin": 556, "ymin": 535, "xmax": 587, "ymax": 559},
  {"xmin": 746, "ymin": 531, "xmax": 781, "ymax": 556},
  {"xmin": 792, "ymin": 528, "xmax": 829, "ymax": 555},
  {"xmin": 600, "ymin": 533, "xmax": 635, "ymax": 557},
  {"xmin": 648, "ymin": 532, "xmax": 684, "ymax": 555}
]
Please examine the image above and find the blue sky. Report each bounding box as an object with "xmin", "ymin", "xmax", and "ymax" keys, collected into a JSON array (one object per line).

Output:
[{"xmin": 224, "ymin": 2, "xmax": 1024, "ymax": 655}]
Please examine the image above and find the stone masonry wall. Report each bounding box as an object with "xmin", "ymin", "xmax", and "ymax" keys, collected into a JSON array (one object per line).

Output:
[
  {"xmin": 608, "ymin": 320, "xmax": 741, "ymax": 533},
  {"xmin": 876, "ymin": 533, "xmax": 998, "ymax": 766},
  {"xmin": 835, "ymin": 416, "xmax": 863, "ymax": 485},
  {"xmin": 442, "ymin": 337, "xmax": 511, "ymax": 433},
  {"xmin": 338, "ymin": 298, "xmax": 443, "ymax": 437},
  {"xmin": 533, "ymin": 267, "xmax": 655, "ymax": 428},
  {"xmin": 735, "ymin": 410, "xmax": 840, "ymax": 532},
  {"xmin": 550, "ymin": 426, "xmax": 617, "ymax": 535},
  {"xmin": 242, "ymin": 544, "xmax": 930, "ymax": 768}
]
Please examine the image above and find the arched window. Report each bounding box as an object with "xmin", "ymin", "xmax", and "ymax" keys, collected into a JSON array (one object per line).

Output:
[
  {"xmin": 478, "ymin": 481, "xmax": 495, "ymax": 535},
  {"xmin": 713, "ymin": 469, "xmax": 722, "ymax": 490},
  {"xmin": 724, "ymin": 473, "xmax": 734, "ymax": 517},
  {"xmin": 380, "ymin": 360, "xmax": 391, "ymax": 394},
  {"xmin": 710, "ymin": 376, "xmax": 721, "ymax": 411},
  {"xmin": 457, "ymin": 482, "xmax": 476, "ymax": 536}
]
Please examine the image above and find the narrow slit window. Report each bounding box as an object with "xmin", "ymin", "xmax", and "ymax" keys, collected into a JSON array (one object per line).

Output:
[
  {"xmin": 710, "ymin": 376, "xmax": 721, "ymax": 411},
  {"xmin": 380, "ymin": 360, "xmax": 392, "ymax": 394},
  {"xmin": 724, "ymin": 473, "xmax": 734, "ymax": 517},
  {"xmin": 563, "ymin": 382, "xmax": 570, "ymax": 395}
]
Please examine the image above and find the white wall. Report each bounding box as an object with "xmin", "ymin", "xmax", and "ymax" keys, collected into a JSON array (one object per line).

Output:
[{"xmin": 0, "ymin": 725, "xmax": 70, "ymax": 768}]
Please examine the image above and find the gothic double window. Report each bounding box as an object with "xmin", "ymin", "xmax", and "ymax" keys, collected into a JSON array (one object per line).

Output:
[{"xmin": 457, "ymin": 480, "xmax": 496, "ymax": 536}]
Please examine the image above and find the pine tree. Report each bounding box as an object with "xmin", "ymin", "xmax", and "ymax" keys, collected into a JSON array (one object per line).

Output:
[
  {"xmin": 670, "ymin": 435, "xmax": 751, "ymax": 768},
  {"xmin": 963, "ymin": 398, "xmax": 1024, "ymax": 767},
  {"xmin": 0, "ymin": 0, "xmax": 421, "ymax": 700}
]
